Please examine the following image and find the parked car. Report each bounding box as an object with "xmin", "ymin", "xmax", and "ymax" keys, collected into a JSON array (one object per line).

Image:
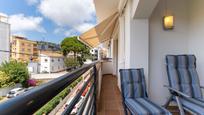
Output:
[
  {"xmin": 64, "ymin": 96, "xmax": 85, "ymax": 115},
  {"xmin": 7, "ymin": 88, "xmax": 24, "ymax": 98}
]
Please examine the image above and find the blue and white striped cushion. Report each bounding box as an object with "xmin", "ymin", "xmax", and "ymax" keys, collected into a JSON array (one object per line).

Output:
[
  {"xmin": 166, "ymin": 55, "xmax": 203, "ymax": 99},
  {"xmin": 125, "ymin": 98, "xmax": 171, "ymax": 115},
  {"xmin": 120, "ymin": 69, "xmax": 147, "ymax": 98},
  {"xmin": 180, "ymin": 98, "xmax": 204, "ymax": 114}
]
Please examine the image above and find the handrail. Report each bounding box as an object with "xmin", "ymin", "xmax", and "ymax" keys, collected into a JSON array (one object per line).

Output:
[
  {"xmin": 0, "ymin": 61, "xmax": 100, "ymax": 115},
  {"xmin": 62, "ymin": 70, "xmax": 94, "ymax": 114}
]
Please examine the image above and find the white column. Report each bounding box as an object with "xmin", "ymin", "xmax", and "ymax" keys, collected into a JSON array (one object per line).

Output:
[
  {"xmin": 123, "ymin": 0, "xmax": 149, "ymax": 88},
  {"xmin": 117, "ymin": 16, "xmax": 126, "ymax": 90}
]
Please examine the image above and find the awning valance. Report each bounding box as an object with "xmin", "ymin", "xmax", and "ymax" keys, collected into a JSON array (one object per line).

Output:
[{"xmin": 79, "ymin": 12, "xmax": 119, "ymax": 48}]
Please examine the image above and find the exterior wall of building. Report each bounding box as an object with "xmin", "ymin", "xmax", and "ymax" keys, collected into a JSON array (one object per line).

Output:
[
  {"xmin": 149, "ymin": 0, "xmax": 190, "ymax": 105},
  {"xmin": 50, "ymin": 57, "xmax": 65, "ymax": 73},
  {"xmin": 27, "ymin": 62, "xmax": 39, "ymax": 74},
  {"xmin": 117, "ymin": 0, "xmax": 149, "ymax": 90},
  {"xmin": 11, "ymin": 36, "xmax": 38, "ymax": 62},
  {"xmin": 40, "ymin": 55, "xmax": 51, "ymax": 73},
  {"xmin": 188, "ymin": 0, "xmax": 204, "ymax": 92},
  {"xmin": 40, "ymin": 55, "xmax": 65, "ymax": 73},
  {"xmin": 0, "ymin": 21, "xmax": 10, "ymax": 64}
]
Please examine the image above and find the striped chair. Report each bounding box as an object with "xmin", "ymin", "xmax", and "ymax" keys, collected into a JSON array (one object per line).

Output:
[
  {"xmin": 166, "ymin": 55, "xmax": 204, "ymax": 115},
  {"xmin": 120, "ymin": 69, "xmax": 171, "ymax": 115}
]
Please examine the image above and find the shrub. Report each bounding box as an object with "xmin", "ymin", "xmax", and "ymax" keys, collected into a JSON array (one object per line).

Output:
[
  {"xmin": 0, "ymin": 96, "xmax": 3, "ymax": 101},
  {"xmin": 0, "ymin": 60, "xmax": 29, "ymax": 87},
  {"xmin": 27, "ymin": 79, "xmax": 37, "ymax": 86},
  {"xmin": 0, "ymin": 71, "xmax": 15, "ymax": 88}
]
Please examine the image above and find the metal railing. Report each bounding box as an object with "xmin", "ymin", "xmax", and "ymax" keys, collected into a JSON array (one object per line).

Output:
[{"xmin": 0, "ymin": 61, "xmax": 100, "ymax": 115}]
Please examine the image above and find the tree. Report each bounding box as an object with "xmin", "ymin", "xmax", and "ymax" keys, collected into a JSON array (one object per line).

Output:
[
  {"xmin": 64, "ymin": 57, "xmax": 80, "ymax": 69},
  {"xmin": 61, "ymin": 36, "xmax": 91, "ymax": 65},
  {"xmin": 0, "ymin": 60, "xmax": 29, "ymax": 87}
]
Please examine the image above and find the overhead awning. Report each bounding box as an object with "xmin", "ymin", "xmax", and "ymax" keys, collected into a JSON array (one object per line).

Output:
[{"xmin": 79, "ymin": 12, "xmax": 119, "ymax": 48}]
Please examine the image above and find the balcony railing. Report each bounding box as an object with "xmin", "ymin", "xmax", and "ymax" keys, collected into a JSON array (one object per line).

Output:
[{"xmin": 0, "ymin": 61, "xmax": 100, "ymax": 115}]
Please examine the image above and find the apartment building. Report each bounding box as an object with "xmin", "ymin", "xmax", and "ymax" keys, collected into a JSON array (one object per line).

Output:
[
  {"xmin": 39, "ymin": 51, "xmax": 65, "ymax": 73},
  {"xmin": 10, "ymin": 36, "xmax": 38, "ymax": 62},
  {"xmin": 0, "ymin": 15, "xmax": 10, "ymax": 64}
]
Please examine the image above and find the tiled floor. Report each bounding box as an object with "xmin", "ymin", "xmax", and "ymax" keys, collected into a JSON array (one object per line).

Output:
[
  {"xmin": 97, "ymin": 75, "xmax": 124, "ymax": 115},
  {"xmin": 97, "ymin": 74, "xmax": 190, "ymax": 115}
]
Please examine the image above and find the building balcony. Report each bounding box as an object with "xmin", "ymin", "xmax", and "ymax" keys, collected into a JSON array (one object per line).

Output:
[{"xmin": 0, "ymin": 60, "xmax": 188, "ymax": 115}]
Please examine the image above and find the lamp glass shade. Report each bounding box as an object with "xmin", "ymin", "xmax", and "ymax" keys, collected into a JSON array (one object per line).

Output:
[{"xmin": 163, "ymin": 16, "xmax": 174, "ymax": 30}]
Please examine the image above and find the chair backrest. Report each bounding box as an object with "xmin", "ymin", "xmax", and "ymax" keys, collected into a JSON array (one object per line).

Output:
[
  {"xmin": 119, "ymin": 68, "xmax": 147, "ymax": 99},
  {"xmin": 166, "ymin": 55, "xmax": 203, "ymax": 99}
]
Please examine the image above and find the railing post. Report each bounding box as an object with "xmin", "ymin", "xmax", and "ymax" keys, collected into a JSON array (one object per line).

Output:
[{"xmin": 93, "ymin": 65, "xmax": 97, "ymax": 115}]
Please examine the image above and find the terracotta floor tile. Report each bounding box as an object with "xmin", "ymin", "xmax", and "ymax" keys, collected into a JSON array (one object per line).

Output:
[
  {"xmin": 97, "ymin": 75, "xmax": 187, "ymax": 115},
  {"xmin": 97, "ymin": 75, "xmax": 123, "ymax": 115},
  {"xmin": 105, "ymin": 110, "xmax": 121, "ymax": 115}
]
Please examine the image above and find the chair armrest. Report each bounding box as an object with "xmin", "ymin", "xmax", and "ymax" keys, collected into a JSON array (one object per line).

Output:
[
  {"xmin": 200, "ymin": 86, "xmax": 204, "ymax": 89},
  {"xmin": 164, "ymin": 85, "xmax": 190, "ymax": 98}
]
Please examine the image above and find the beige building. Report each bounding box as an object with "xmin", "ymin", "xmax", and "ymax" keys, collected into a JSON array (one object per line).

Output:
[{"xmin": 10, "ymin": 36, "xmax": 38, "ymax": 62}]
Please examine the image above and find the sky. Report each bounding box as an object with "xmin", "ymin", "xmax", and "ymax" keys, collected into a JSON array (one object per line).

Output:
[{"xmin": 0, "ymin": 0, "xmax": 97, "ymax": 44}]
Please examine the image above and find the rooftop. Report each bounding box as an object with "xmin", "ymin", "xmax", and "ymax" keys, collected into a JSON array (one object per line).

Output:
[{"xmin": 40, "ymin": 51, "xmax": 64, "ymax": 58}]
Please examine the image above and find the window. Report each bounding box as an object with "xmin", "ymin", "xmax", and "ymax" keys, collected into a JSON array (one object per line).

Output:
[
  {"xmin": 22, "ymin": 43, "xmax": 25, "ymax": 46},
  {"xmin": 58, "ymin": 58, "xmax": 60, "ymax": 62},
  {"xmin": 45, "ymin": 59, "xmax": 48, "ymax": 62},
  {"xmin": 51, "ymin": 59, "xmax": 54, "ymax": 62},
  {"xmin": 22, "ymin": 48, "xmax": 25, "ymax": 52}
]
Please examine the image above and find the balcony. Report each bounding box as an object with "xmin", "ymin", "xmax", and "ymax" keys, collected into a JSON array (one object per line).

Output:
[
  {"xmin": 0, "ymin": 60, "xmax": 189, "ymax": 115},
  {"xmin": 0, "ymin": 61, "xmax": 99, "ymax": 114}
]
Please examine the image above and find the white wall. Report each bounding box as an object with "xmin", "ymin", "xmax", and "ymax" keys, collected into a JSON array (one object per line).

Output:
[
  {"xmin": 124, "ymin": 0, "xmax": 149, "ymax": 85},
  {"xmin": 0, "ymin": 22, "xmax": 10, "ymax": 64},
  {"xmin": 40, "ymin": 56, "xmax": 65, "ymax": 73},
  {"xmin": 149, "ymin": 0, "xmax": 189, "ymax": 105},
  {"xmin": 188, "ymin": 0, "xmax": 204, "ymax": 88},
  {"xmin": 117, "ymin": 0, "xmax": 149, "ymax": 90},
  {"xmin": 115, "ymin": 0, "xmax": 204, "ymax": 106},
  {"xmin": 50, "ymin": 57, "xmax": 65, "ymax": 72},
  {"xmin": 40, "ymin": 56, "xmax": 51, "ymax": 73}
]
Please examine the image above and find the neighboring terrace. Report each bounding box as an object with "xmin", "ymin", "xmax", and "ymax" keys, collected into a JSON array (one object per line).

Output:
[{"xmin": 1, "ymin": 0, "xmax": 204, "ymax": 115}]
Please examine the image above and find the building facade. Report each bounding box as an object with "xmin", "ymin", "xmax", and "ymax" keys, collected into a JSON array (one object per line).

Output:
[
  {"xmin": 0, "ymin": 15, "xmax": 10, "ymax": 64},
  {"xmin": 39, "ymin": 51, "xmax": 66, "ymax": 73},
  {"xmin": 37, "ymin": 41, "xmax": 60, "ymax": 51},
  {"xmin": 10, "ymin": 36, "xmax": 38, "ymax": 62}
]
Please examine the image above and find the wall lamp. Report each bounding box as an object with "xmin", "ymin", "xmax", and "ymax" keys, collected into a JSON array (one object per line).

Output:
[{"xmin": 163, "ymin": 15, "xmax": 174, "ymax": 30}]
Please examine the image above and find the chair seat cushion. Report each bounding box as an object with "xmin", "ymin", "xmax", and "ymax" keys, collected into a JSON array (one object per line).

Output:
[
  {"xmin": 125, "ymin": 98, "xmax": 171, "ymax": 115},
  {"xmin": 196, "ymin": 98, "xmax": 204, "ymax": 103},
  {"xmin": 180, "ymin": 97, "xmax": 204, "ymax": 114}
]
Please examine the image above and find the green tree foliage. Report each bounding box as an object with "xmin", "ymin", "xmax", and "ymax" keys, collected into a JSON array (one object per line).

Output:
[
  {"xmin": 64, "ymin": 57, "xmax": 80, "ymax": 68},
  {"xmin": 0, "ymin": 60, "xmax": 29, "ymax": 87},
  {"xmin": 61, "ymin": 36, "xmax": 91, "ymax": 65},
  {"xmin": 0, "ymin": 71, "xmax": 15, "ymax": 88}
]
